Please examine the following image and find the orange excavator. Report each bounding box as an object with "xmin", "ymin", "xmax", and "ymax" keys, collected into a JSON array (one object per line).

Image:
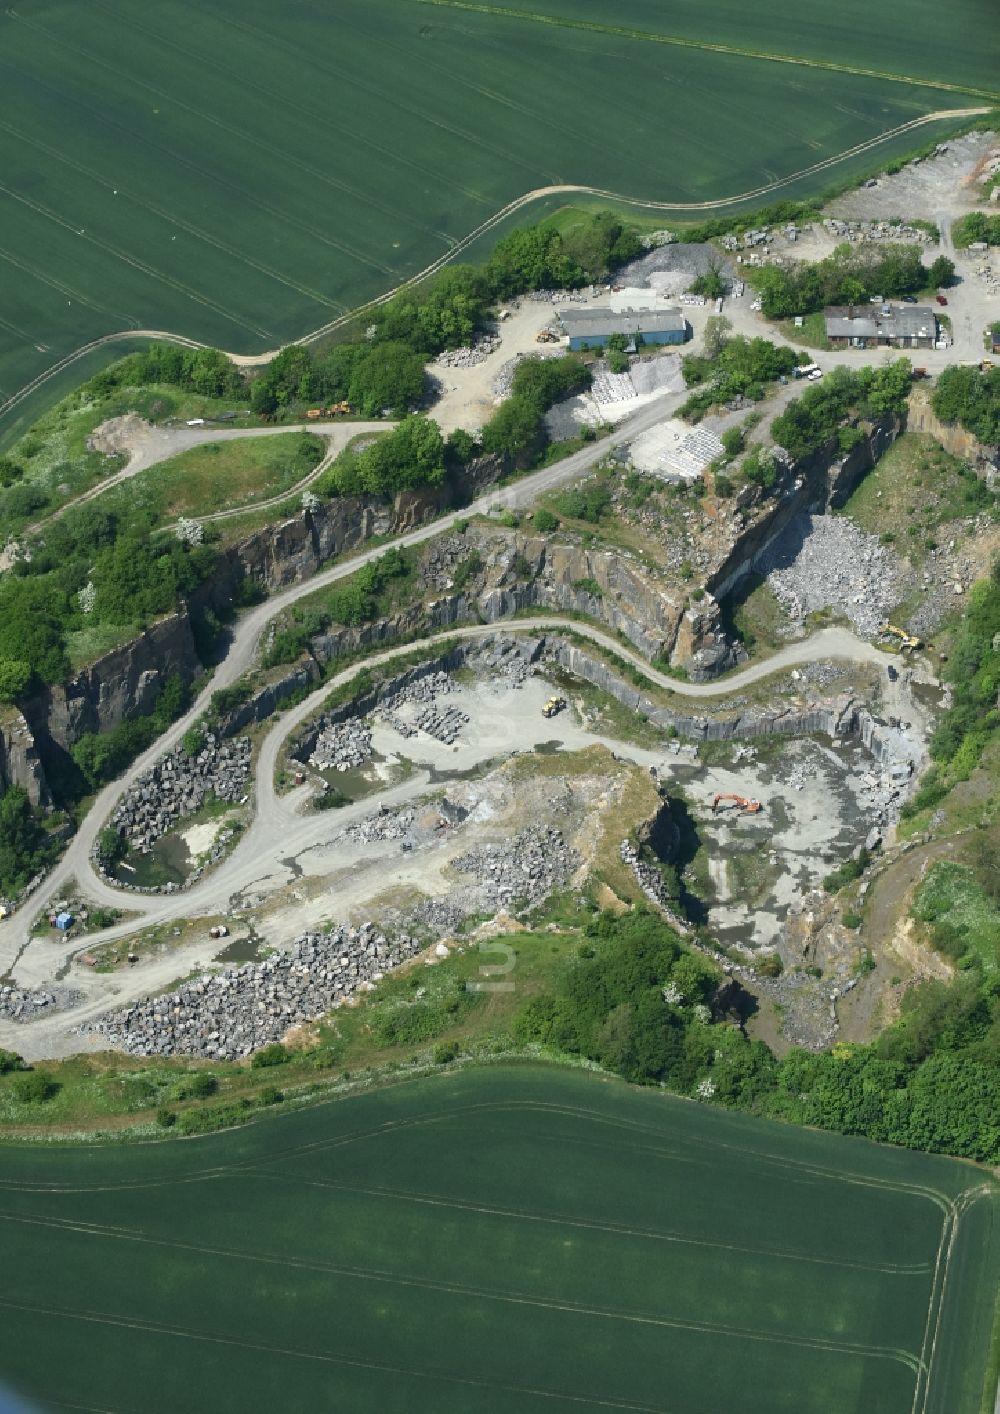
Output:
[{"xmin": 711, "ymin": 793, "xmax": 762, "ymax": 814}]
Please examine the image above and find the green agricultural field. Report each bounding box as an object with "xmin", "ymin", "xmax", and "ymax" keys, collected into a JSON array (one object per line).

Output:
[
  {"xmin": 0, "ymin": 1066, "xmax": 996, "ymax": 1414},
  {"xmin": 1, "ymin": 0, "xmax": 997, "ymax": 442}
]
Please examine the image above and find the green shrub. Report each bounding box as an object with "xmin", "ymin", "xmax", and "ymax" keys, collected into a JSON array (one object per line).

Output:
[
  {"xmin": 433, "ymin": 1040, "xmax": 460, "ymax": 1065},
  {"xmin": 823, "ymin": 850, "xmax": 870, "ymax": 894},
  {"xmin": 173, "ymin": 1072, "xmax": 218, "ymax": 1100},
  {"xmin": 12, "ymin": 1071, "xmax": 58, "ymax": 1104},
  {"xmin": 155, "ymin": 1107, "xmax": 177, "ymax": 1128},
  {"xmin": 532, "ymin": 508, "xmax": 559, "ymax": 532},
  {"xmin": 841, "ymin": 910, "xmax": 863, "ymax": 931},
  {"xmin": 251, "ymin": 1043, "xmax": 289, "ymax": 1069},
  {"xmin": 0, "ymin": 1049, "xmax": 27, "ymax": 1075}
]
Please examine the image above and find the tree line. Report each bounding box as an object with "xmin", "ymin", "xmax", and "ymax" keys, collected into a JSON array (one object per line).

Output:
[
  {"xmin": 515, "ymin": 898, "xmax": 1000, "ymax": 1164},
  {"xmin": 751, "ymin": 244, "xmax": 953, "ymax": 320},
  {"xmin": 931, "ymin": 364, "xmax": 1000, "ymax": 446},
  {"xmin": 90, "ymin": 213, "xmax": 642, "ymax": 424},
  {"xmin": 770, "ymin": 361, "xmax": 914, "ymax": 461}
]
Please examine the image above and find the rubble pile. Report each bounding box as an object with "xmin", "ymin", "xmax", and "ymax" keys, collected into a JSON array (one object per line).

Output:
[
  {"xmin": 1, "ymin": 984, "xmax": 83, "ymax": 1023},
  {"xmin": 380, "ymin": 671, "xmax": 469, "ymax": 743},
  {"xmin": 420, "ymin": 536, "xmax": 471, "ymax": 592},
  {"xmin": 108, "ymin": 736, "xmax": 251, "ymax": 854},
  {"xmin": 85, "ymin": 925, "xmax": 424, "ymax": 1058},
  {"xmin": 468, "ymin": 634, "xmax": 538, "ymax": 687},
  {"xmin": 618, "ymin": 840, "xmax": 696, "ymax": 937},
  {"xmin": 821, "ymin": 217, "xmax": 935, "ymax": 245},
  {"xmin": 345, "ymin": 807, "xmax": 415, "ymax": 846},
  {"xmin": 452, "ymin": 826, "xmax": 577, "ymax": 908},
  {"xmin": 760, "ymin": 512, "xmax": 907, "ymax": 637},
  {"xmin": 436, "ymin": 333, "xmax": 501, "ymax": 368},
  {"xmin": 405, "ymin": 703, "xmax": 469, "ymax": 745},
  {"xmin": 310, "ymin": 720, "xmax": 372, "ymax": 772}
]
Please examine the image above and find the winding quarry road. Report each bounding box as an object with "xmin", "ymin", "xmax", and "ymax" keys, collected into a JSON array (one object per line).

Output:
[{"xmin": 0, "ymin": 406, "xmax": 894, "ymax": 988}]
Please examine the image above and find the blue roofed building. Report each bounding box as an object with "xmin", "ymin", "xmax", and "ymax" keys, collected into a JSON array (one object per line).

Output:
[{"xmin": 558, "ymin": 304, "xmax": 688, "ymax": 352}]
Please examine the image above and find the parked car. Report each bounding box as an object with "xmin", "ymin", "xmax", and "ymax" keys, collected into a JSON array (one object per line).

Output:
[
  {"xmin": 902, "ymin": 295, "xmax": 917, "ymax": 304},
  {"xmin": 935, "ymin": 294, "xmax": 948, "ymax": 306}
]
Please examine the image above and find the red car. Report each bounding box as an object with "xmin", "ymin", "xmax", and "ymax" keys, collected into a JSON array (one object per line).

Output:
[{"xmin": 935, "ymin": 294, "xmax": 948, "ymax": 306}]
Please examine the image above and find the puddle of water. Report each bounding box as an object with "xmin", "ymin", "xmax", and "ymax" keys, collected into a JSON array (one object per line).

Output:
[
  {"xmin": 425, "ymin": 760, "xmax": 493, "ymax": 785},
  {"xmin": 216, "ymin": 935, "xmax": 267, "ymax": 964},
  {"xmin": 114, "ymin": 833, "xmax": 190, "ymax": 888},
  {"xmin": 318, "ymin": 754, "xmax": 410, "ymax": 803},
  {"xmin": 909, "ymin": 680, "xmax": 945, "ymax": 712}
]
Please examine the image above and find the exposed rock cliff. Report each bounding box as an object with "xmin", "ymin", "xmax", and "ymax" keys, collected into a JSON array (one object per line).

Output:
[{"xmin": 0, "ymin": 710, "xmax": 51, "ymax": 808}]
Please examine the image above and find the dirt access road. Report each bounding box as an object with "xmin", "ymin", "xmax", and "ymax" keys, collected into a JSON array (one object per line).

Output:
[
  {"xmin": 2, "ymin": 617, "xmax": 897, "ymax": 1058},
  {"xmin": 31, "ymin": 418, "xmax": 389, "ymax": 537}
]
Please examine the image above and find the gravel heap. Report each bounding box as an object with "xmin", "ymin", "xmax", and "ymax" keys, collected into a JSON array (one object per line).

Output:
[
  {"xmin": 760, "ymin": 513, "xmax": 906, "ymax": 637},
  {"xmin": 616, "ymin": 242, "xmax": 730, "ymax": 290},
  {"xmin": 109, "ymin": 736, "xmax": 251, "ymax": 853},
  {"xmin": 1, "ymin": 984, "xmax": 84, "ymax": 1023},
  {"xmin": 452, "ymin": 826, "xmax": 578, "ymax": 908},
  {"xmin": 310, "ymin": 720, "xmax": 372, "ymax": 772},
  {"xmin": 436, "ymin": 333, "xmax": 501, "ymax": 368},
  {"xmin": 345, "ymin": 807, "xmax": 415, "ymax": 845},
  {"xmin": 85, "ymin": 925, "xmax": 424, "ymax": 1059}
]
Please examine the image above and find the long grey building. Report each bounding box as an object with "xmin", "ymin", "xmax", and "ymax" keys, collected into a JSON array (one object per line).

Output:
[
  {"xmin": 558, "ymin": 305, "xmax": 688, "ymax": 351},
  {"xmin": 824, "ymin": 304, "xmax": 937, "ymax": 349}
]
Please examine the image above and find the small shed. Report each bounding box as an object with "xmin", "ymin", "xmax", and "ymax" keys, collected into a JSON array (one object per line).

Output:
[{"xmin": 54, "ymin": 911, "xmax": 73, "ymax": 931}]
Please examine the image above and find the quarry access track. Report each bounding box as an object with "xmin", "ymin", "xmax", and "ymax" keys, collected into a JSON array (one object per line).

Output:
[
  {"xmin": 0, "ymin": 592, "xmax": 896, "ymax": 1032},
  {"xmin": 0, "ymin": 105, "xmax": 987, "ymax": 426}
]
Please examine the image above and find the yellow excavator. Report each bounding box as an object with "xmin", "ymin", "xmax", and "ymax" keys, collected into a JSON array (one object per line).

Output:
[
  {"xmin": 881, "ymin": 623, "xmax": 923, "ymax": 653},
  {"xmin": 542, "ymin": 696, "xmax": 567, "ymax": 718}
]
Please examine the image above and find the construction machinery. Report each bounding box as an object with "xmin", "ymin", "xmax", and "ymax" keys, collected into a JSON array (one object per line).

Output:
[
  {"xmin": 710, "ymin": 793, "xmax": 762, "ymax": 814},
  {"xmin": 535, "ymin": 328, "xmax": 559, "ymax": 344},
  {"xmin": 882, "ymin": 623, "xmax": 923, "ymax": 653},
  {"xmin": 542, "ymin": 695, "xmax": 567, "ymax": 718},
  {"xmin": 326, "ymin": 400, "xmax": 351, "ymax": 415}
]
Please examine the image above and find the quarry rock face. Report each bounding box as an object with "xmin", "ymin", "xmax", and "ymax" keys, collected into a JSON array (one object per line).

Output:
[{"xmin": 0, "ymin": 709, "xmax": 51, "ymax": 808}]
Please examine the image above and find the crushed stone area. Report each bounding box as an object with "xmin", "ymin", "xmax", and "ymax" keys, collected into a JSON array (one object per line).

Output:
[
  {"xmin": 107, "ymin": 736, "xmax": 251, "ymax": 855},
  {"xmin": 826, "ymin": 132, "xmax": 996, "ymax": 221},
  {"xmin": 434, "ymin": 333, "xmax": 502, "ymax": 368},
  {"xmin": 760, "ymin": 513, "xmax": 910, "ymax": 638},
  {"xmin": 452, "ymin": 826, "xmax": 578, "ymax": 909},
  {"xmin": 1, "ymin": 984, "xmax": 84, "ymax": 1023},
  {"xmin": 84, "ymin": 926, "xmax": 423, "ymax": 1059},
  {"xmin": 616, "ymin": 243, "xmax": 734, "ymax": 296}
]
